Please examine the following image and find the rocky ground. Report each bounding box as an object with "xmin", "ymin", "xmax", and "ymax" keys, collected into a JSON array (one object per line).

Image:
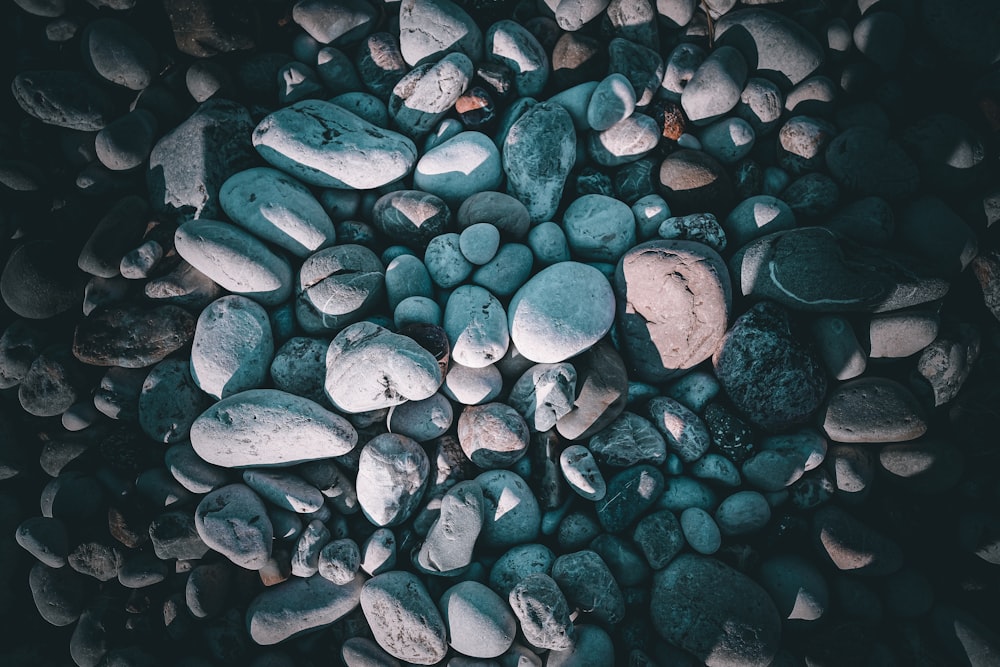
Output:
[{"xmin": 2, "ymin": 0, "xmax": 1000, "ymax": 665}]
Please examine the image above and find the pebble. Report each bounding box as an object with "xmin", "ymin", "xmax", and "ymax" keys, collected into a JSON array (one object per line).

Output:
[
  {"xmin": 324, "ymin": 322, "xmax": 443, "ymax": 413},
  {"xmin": 444, "ymin": 285, "xmax": 509, "ymax": 368},
  {"xmin": 2, "ymin": 241, "xmax": 87, "ymax": 320},
  {"xmin": 389, "ymin": 53, "xmax": 474, "ymax": 139},
  {"xmin": 72, "ymin": 304, "xmax": 195, "ymax": 368},
  {"xmin": 397, "ymin": 0, "xmax": 481, "ymax": 67},
  {"xmin": 149, "ymin": 511, "xmax": 209, "ymax": 561},
  {"xmin": 16, "ymin": 516, "xmax": 70, "ymax": 568},
  {"xmin": 190, "ymin": 388, "xmax": 358, "ymax": 467},
  {"xmin": 819, "ymin": 377, "xmax": 927, "ymax": 443},
  {"xmin": 476, "ymin": 469, "xmax": 541, "ymax": 550},
  {"xmin": 415, "ymin": 480, "xmax": 483, "ymax": 575},
  {"xmin": 414, "ymin": 132, "xmax": 502, "ymax": 206},
  {"xmin": 247, "ymin": 574, "xmax": 363, "ymax": 646},
  {"xmin": 470, "ymin": 242, "xmax": 534, "ymax": 297},
  {"xmin": 588, "ymin": 113, "xmax": 660, "ymax": 167},
  {"xmin": 12, "ymin": 70, "xmax": 117, "ymax": 131},
  {"xmin": 691, "ymin": 452, "xmax": 742, "ymax": 487},
  {"xmin": 81, "ymin": 18, "xmax": 157, "ymax": 90},
  {"xmin": 29, "ymin": 562, "xmax": 88, "ymax": 627},
  {"xmin": 194, "ymin": 484, "xmax": 273, "ymax": 570},
  {"xmin": 165, "ymin": 443, "xmax": 229, "ymax": 494},
  {"xmin": 811, "ymin": 505, "xmax": 902, "ymax": 575},
  {"xmin": 716, "ymin": 8, "xmax": 825, "ymax": 87},
  {"xmin": 290, "ymin": 519, "xmax": 330, "ymax": 577},
  {"xmin": 562, "ymin": 194, "xmax": 636, "ymax": 262},
  {"xmin": 317, "ymin": 538, "xmax": 360, "ymax": 585},
  {"xmin": 559, "ymin": 445, "xmax": 606, "ymax": 501},
  {"xmin": 866, "ymin": 309, "xmax": 940, "ymax": 359},
  {"xmin": 633, "ymin": 509, "xmax": 685, "ymax": 569},
  {"xmin": 713, "ymin": 301, "xmax": 828, "ymax": 431},
  {"xmin": 296, "ymin": 244, "xmax": 385, "ymax": 334},
  {"xmin": 441, "ymin": 362, "xmax": 502, "ymax": 405},
  {"xmin": 374, "ymin": 190, "xmax": 451, "ymax": 250},
  {"xmin": 243, "ymin": 470, "xmax": 324, "ymax": 514},
  {"xmin": 458, "ymin": 223, "xmax": 501, "ymax": 266},
  {"xmin": 681, "ymin": 46, "xmax": 747, "ymax": 125},
  {"xmin": 759, "ymin": 554, "xmax": 829, "ymax": 625},
  {"xmin": 185, "ymin": 561, "xmax": 232, "ymax": 618},
  {"xmin": 657, "ymin": 149, "xmax": 735, "ymax": 215},
  {"xmin": 915, "ymin": 325, "xmax": 980, "ymax": 406},
  {"xmin": 502, "ymin": 102, "xmax": 576, "ymax": 223},
  {"xmin": 508, "ymin": 573, "xmax": 575, "ymax": 651},
  {"xmin": 656, "ymin": 212, "xmax": 727, "ymax": 253},
  {"xmin": 189, "ymin": 295, "xmax": 274, "ymax": 400},
  {"xmin": 597, "ymin": 465, "xmax": 664, "ymax": 533},
  {"xmin": 586, "ymin": 411, "xmax": 664, "ymax": 468},
  {"xmin": 615, "ymin": 240, "xmax": 731, "ymax": 382},
  {"xmin": 95, "ymin": 109, "xmax": 158, "ymax": 171},
  {"xmin": 736, "ymin": 77, "xmax": 784, "ymax": 134},
  {"xmin": 424, "ymin": 233, "xmax": 473, "ymax": 289},
  {"xmin": 456, "ymin": 191, "xmax": 530, "ymax": 239},
  {"xmin": 507, "ymin": 261, "xmax": 614, "ymax": 363},
  {"xmin": 253, "ymin": 99, "xmax": 417, "ymax": 189},
  {"xmin": 486, "ymin": 20, "xmax": 548, "ymax": 97},
  {"xmin": 355, "ymin": 433, "xmax": 429, "ymax": 528},
  {"xmin": 361, "ymin": 571, "xmax": 448, "ymax": 664},
  {"xmin": 439, "ymin": 580, "xmax": 516, "ymax": 658},
  {"xmin": 715, "ymin": 490, "xmax": 771, "ymax": 536},
  {"xmin": 148, "ymin": 98, "xmax": 256, "ymax": 220},
  {"xmin": 269, "ymin": 337, "xmax": 328, "ymax": 404},
  {"xmin": 679, "ymin": 507, "xmax": 722, "ymax": 555},
  {"xmin": 341, "ymin": 637, "xmax": 400, "ymax": 667},
  {"xmin": 174, "ymin": 219, "xmax": 292, "ymax": 307},
  {"xmin": 508, "ymin": 362, "xmax": 577, "ymax": 432},
  {"xmin": 457, "ymin": 402, "xmax": 529, "ymax": 469},
  {"xmin": 652, "ymin": 554, "xmax": 781, "ymax": 667},
  {"xmin": 587, "ymin": 73, "xmax": 635, "ymax": 131},
  {"xmin": 219, "ymin": 167, "xmax": 335, "ymax": 258}
]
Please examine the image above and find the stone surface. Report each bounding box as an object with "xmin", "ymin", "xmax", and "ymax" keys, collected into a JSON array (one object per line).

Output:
[
  {"xmin": 148, "ymin": 99, "xmax": 256, "ymax": 220},
  {"xmin": 713, "ymin": 301, "xmax": 827, "ymax": 431},
  {"xmin": 139, "ymin": 358, "xmax": 211, "ymax": 444},
  {"xmin": 503, "ymin": 102, "xmax": 576, "ymax": 222},
  {"xmin": 398, "ymin": 0, "xmax": 482, "ymax": 66},
  {"xmin": 190, "ymin": 295, "xmax": 273, "ymax": 400},
  {"xmin": 190, "ymin": 389, "xmax": 358, "ymax": 467},
  {"xmin": 324, "ymin": 322, "xmax": 443, "ymax": 413},
  {"xmin": 508, "ymin": 261, "xmax": 615, "ymax": 364},
  {"xmin": 73, "ymin": 305, "xmax": 195, "ymax": 368},
  {"xmin": 811, "ymin": 505, "xmax": 902, "ymax": 576},
  {"xmin": 247, "ymin": 574, "xmax": 363, "ymax": 645},
  {"xmin": 438, "ymin": 581, "xmax": 516, "ymax": 658},
  {"xmin": 253, "ymin": 100, "xmax": 417, "ymax": 189},
  {"xmin": 508, "ymin": 573, "xmax": 575, "ymax": 651},
  {"xmin": 651, "ymin": 554, "xmax": 782, "ymax": 667},
  {"xmin": 356, "ymin": 433, "xmax": 429, "ymax": 527},
  {"xmin": 444, "ymin": 285, "xmax": 509, "ymax": 368},
  {"xmin": 819, "ymin": 378, "xmax": 927, "ymax": 443},
  {"xmin": 457, "ymin": 402, "xmax": 529, "ymax": 469},
  {"xmin": 361, "ymin": 571, "xmax": 448, "ymax": 665},
  {"xmin": 12, "ymin": 70, "xmax": 116, "ymax": 131},
  {"xmin": 194, "ymin": 484, "xmax": 272, "ymax": 569},
  {"xmin": 616, "ymin": 240, "xmax": 731, "ymax": 382},
  {"xmin": 219, "ymin": 167, "xmax": 336, "ymax": 258},
  {"xmin": 715, "ymin": 8, "xmax": 825, "ymax": 87},
  {"xmin": 174, "ymin": 219, "xmax": 293, "ymax": 307}
]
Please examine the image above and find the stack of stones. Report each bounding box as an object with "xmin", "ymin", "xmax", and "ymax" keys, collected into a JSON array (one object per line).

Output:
[{"xmin": 2, "ymin": 0, "xmax": 1000, "ymax": 665}]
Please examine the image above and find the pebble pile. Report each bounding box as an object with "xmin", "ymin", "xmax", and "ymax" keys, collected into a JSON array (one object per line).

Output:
[{"xmin": 2, "ymin": 0, "xmax": 1000, "ymax": 665}]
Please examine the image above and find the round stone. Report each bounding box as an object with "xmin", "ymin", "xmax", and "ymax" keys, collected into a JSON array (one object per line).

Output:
[
  {"xmin": 615, "ymin": 240, "xmax": 731, "ymax": 383},
  {"xmin": 508, "ymin": 262, "xmax": 615, "ymax": 364}
]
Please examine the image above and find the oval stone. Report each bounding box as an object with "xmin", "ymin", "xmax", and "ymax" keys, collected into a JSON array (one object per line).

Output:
[
  {"xmin": 615, "ymin": 240, "xmax": 731, "ymax": 383},
  {"xmin": 252, "ymin": 99, "xmax": 418, "ymax": 189},
  {"xmin": 652, "ymin": 554, "xmax": 782, "ymax": 667},
  {"xmin": 247, "ymin": 574, "xmax": 363, "ymax": 645},
  {"xmin": 190, "ymin": 389, "xmax": 358, "ymax": 467},
  {"xmin": 174, "ymin": 219, "xmax": 293, "ymax": 307},
  {"xmin": 356, "ymin": 433, "xmax": 429, "ymax": 527},
  {"xmin": 219, "ymin": 167, "xmax": 335, "ymax": 257},
  {"xmin": 361, "ymin": 571, "xmax": 448, "ymax": 665},
  {"xmin": 190, "ymin": 295, "xmax": 274, "ymax": 400},
  {"xmin": 508, "ymin": 262, "xmax": 615, "ymax": 364}
]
